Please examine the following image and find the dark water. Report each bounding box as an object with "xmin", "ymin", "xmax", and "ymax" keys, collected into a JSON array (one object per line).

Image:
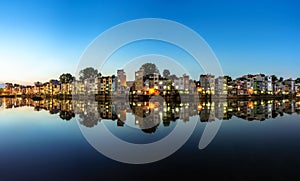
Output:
[{"xmin": 1, "ymin": 98, "xmax": 300, "ymax": 180}]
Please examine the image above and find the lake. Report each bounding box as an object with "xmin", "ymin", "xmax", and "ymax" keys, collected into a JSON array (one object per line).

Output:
[{"xmin": 1, "ymin": 98, "xmax": 300, "ymax": 180}]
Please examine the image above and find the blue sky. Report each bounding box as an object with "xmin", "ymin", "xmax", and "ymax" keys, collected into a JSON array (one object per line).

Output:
[{"xmin": 0, "ymin": 0, "xmax": 299, "ymax": 83}]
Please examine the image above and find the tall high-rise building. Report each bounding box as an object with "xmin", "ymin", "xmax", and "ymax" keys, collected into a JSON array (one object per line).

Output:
[
  {"xmin": 116, "ymin": 69, "xmax": 127, "ymax": 94},
  {"xmin": 134, "ymin": 67, "xmax": 144, "ymax": 93},
  {"xmin": 117, "ymin": 69, "xmax": 126, "ymax": 86},
  {"xmin": 215, "ymin": 76, "xmax": 228, "ymax": 95}
]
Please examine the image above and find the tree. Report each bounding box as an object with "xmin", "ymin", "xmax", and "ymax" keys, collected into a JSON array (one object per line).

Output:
[
  {"xmin": 163, "ymin": 69, "xmax": 170, "ymax": 78},
  {"xmin": 0, "ymin": 88, "xmax": 3, "ymax": 95},
  {"xmin": 141, "ymin": 63, "xmax": 159, "ymax": 76},
  {"xmin": 224, "ymin": 76, "xmax": 232, "ymax": 82},
  {"xmin": 59, "ymin": 73, "xmax": 74, "ymax": 83},
  {"xmin": 296, "ymin": 78, "xmax": 300, "ymax": 84},
  {"xmin": 79, "ymin": 67, "xmax": 99, "ymax": 81},
  {"xmin": 271, "ymin": 75, "xmax": 278, "ymax": 83},
  {"xmin": 59, "ymin": 111, "xmax": 75, "ymax": 121},
  {"xmin": 169, "ymin": 74, "xmax": 178, "ymax": 80},
  {"xmin": 279, "ymin": 77, "xmax": 284, "ymax": 82},
  {"xmin": 79, "ymin": 112, "xmax": 100, "ymax": 128}
]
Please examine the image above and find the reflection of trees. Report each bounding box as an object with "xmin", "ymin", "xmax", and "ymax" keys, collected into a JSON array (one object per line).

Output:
[
  {"xmin": 142, "ymin": 125, "xmax": 159, "ymax": 134},
  {"xmin": 117, "ymin": 119, "xmax": 125, "ymax": 126},
  {"xmin": 74, "ymin": 101, "xmax": 101, "ymax": 128},
  {"xmin": 78, "ymin": 112, "xmax": 100, "ymax": 128},
  {"xmin": 49, "ymin": 108, "xmax": 59, "ymax": 114},
  {"xmin": 130, "ymin": 103, "xmax": 160, "ymax": 133},
  {"xmin": 162, "ymin": 112, "xmax": 178, "ymax": 126},
  {"xmin": 59, "ymin": 111, "xmax": 75, "ymax": 121}
]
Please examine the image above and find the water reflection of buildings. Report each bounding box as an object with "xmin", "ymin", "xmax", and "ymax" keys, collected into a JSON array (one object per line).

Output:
[
  {"xmin": 1, "ymin": 98, "xmax": 300, "ymax": 133},
  {"xmin": 1, "ymin": 98, "xmax": 75, "ymax": 120}
]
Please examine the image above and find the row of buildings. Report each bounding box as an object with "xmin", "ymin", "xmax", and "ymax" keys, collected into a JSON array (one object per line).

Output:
[
  {"xmin": 2, "ymin": 80, "xmax": 73, "ymax": 97},
  {"xmin": 132, "ymin": 68, "xmax": 300, "ymax": 97},
  {"xmin": 227, "ymin": 74, "xmax": 300, "ymax": 96},
  {"xmin": 1, "ymin": 70, "xmax": 126, "ymax": 97},
  {"xmin": 1, "ymin": 69, "xmax": 300, "ymax": 97}
]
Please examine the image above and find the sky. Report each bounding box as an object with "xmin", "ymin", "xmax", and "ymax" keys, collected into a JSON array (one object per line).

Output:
[{"xmin": 0, "ymin": 0, "xmax": 299, "ymax": 84}]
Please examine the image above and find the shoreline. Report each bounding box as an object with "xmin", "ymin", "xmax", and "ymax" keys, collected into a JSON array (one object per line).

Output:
[{"xmin": 0, "ymin": 94, "xmax": 299, "ymax": 101}]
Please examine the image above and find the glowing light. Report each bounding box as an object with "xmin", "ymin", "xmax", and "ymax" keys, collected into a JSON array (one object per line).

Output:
[
  {"xmin": 248, "ymin": 88, "xmax": 254, "ymax": 95},
  {"xmin": 247, "ymin": 102, "xmax": 254, "ymax": 109},
  {"xmin": 197, "ymin": 104, "xmax": 202, "ymax": 110},
  {"xmin": 149, "ymin": 88, "xmax": 155, "ymax": 94},
  {"xmin": 149, "ymin": 102, "xmax": 156, "ymax": 109}
]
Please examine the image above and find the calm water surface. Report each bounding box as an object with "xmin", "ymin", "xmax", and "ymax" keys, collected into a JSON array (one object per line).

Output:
[{"xmin": 1, "ymin": 98, "xmax": 300, "ymax": 180}]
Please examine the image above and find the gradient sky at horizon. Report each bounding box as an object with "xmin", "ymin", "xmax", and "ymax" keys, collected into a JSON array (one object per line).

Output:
[{"xmin": 0, "ymin": 0, "xmax": 299, "ymax": 84}]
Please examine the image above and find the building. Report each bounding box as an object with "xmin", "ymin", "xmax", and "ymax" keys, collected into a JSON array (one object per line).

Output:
[
  {"xmin": 115, "ymin": 69, "xmax": 127, "ymax": 95},
  {"xmin": 49, "ymin": 80, "xmax": 61, "ymax": 95},
  {"xmin": 134, "ymin": 67, "xmax": 144, "ymax": 94},
  {"xmin": 4, "ymin": 83, "xmax": 13, "ymax": 95},
  {"xmin": 200, "ymin": 74, "xmax": 215, "ymax": 95},
  {"xmin": 99, "ymin": 76, "xmax": 115, "ymax": 95},
  {"xmin": 74, "ymin": 80, "xmax": 85, "ymax": 95},
  {"xmin": 235, "ymin": 78, "xmax": 247, "ymax": 95},
  {"xmin": 275, "ymin": 82, "xmax": 284, "ymax": 94},
  {"xmin": 61, "ymin": 82, "xmax": 73, "ymax": 95},
  {"xmin": 296, "ymin": 83, "xmax": 300, "ymax": 97},
  {"xmin": 126, "ymin": 81, "xmax": 134, "ymax": 89},
  {"xmin": 33, "ymin": 82, "xmax": 43, "ymax": 95},
  {"xmin": 153, "ymin": 72, "xmax": 160, "ymax": 89},
  {"xmin": 215, "ymin": 76, "xmax": 228, "ymax": 96},
  {"xmin": 245, "ymin": 78, "xmax": 254, "ymax": 95},
  {"xmin": 266, "ymin": 76, "xmax": 273, "ymax": 94},
  {"xmin": 284, "ymin": 79, "xmax": 295, "ymax": 94},
  {"xmin": 253, "ymin": 74, "xmax": 265, "ymax": 94},
  {"xmin": 172, "ymin": 74, "xmax": 189, "ymax": 94}
]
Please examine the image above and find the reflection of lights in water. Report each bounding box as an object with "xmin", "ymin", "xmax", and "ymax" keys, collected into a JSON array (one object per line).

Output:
[
  {"xmin": 247, "ymin": 102, "xmax": 254, "ymax": 109},
  {"xmin": 197, "ymin": 104, "xmax": 202, "ymax": 111},
  {"xmin": 149, "ymin": 102, "xmax": 156, "ymax": 109}
]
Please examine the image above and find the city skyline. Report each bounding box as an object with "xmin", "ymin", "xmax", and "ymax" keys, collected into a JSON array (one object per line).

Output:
[
  {"xmin": 1, "ymin": 66, "xmax": 300, "ymax": 99},
  {"xmin": 1, "ymin": 68, "xmax": 300, "ymax": 86},
  {"xmin": 1, "ymin": 0, "xmax": 300, "ymax": 84}
]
